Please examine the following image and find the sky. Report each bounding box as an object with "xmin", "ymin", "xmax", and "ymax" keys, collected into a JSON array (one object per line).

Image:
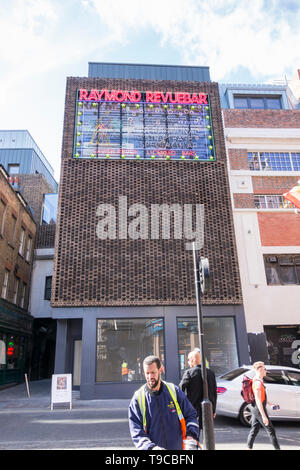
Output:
[{"xmin": 0, "ymin": 0, "xmax": 299, "ymax": 182}]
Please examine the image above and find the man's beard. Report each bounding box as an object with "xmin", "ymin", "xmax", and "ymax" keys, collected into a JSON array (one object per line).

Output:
[{"xmin": 147, "ymin": 376, "xmax": 160, "ymax": 389}]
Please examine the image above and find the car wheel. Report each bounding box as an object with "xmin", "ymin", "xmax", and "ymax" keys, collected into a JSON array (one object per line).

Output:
[{"xmin": 239, "ymin": 402, "xmax": 252, "ymax": 427}]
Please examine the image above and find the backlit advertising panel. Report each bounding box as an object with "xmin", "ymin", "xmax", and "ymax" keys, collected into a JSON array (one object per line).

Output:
[{"xmin": 73, "ymin": 89, "xmax": 216, "ymax": 161}]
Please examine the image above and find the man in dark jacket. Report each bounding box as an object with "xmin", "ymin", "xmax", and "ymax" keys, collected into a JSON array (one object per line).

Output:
[
  {"xmin": 128, "ymin": 355, "xmax": 199, "ymax": 450},
  {"xmin": 179, "ymin": 350, "xmax": 217, "ymax": 439}
]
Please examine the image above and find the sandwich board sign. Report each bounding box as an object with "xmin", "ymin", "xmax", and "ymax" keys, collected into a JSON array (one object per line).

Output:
[{"xmin": 51, "ymin": 374, "xmax": 72, "ymax": 410}]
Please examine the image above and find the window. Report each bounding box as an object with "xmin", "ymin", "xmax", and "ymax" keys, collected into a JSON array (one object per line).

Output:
[
  {"xmin": 233, "ymin": 97, "xmax": 248, "ymax": 108},
  {"xmin": 286, "ymin": 371, "xmax": 300, "ymax": 387},
  {"xmin": 177, "ymin": 317, "xmax": 239, "ymax": 377},
  {"xmin": 41, "ymin": 194, "xmax": 58, "ymax": 225},
  {"xmin": 18, "ymin": 227, "xmax": 25, "ymax": 256},
  {"xmin": 7, "ymin": 164, "xmax": 20, "ymax": 175},
  {"xmin": 10, "ymin": 214, "xmax": 17, "ymax": 245},
  {"xmin": 249, "ymin": 97, "xmax": 264, "ymax": 109},
  {"xmin": 267, "ymin": 98, "xmax": 282, "ymax": 109},
  {"xmin": 291, "ymin": 153, "xmax": 300, "ymax": 171},
  {"xmin": 1, "ymin": 269, "xmax": 10, "ymax": 299},
  {"xmin": 264, "ymin": 370, "xmax": 288, "ymax": 385},
  {"xmin": 20, "ymin": 283, "xmax": 27, "ymax": 309},
  {"xmin": 44, "ymin": 276, "xmax": 52, "ymax": 300},
  {"xmin": 234, "ymin": 95, "xmax": 282, "ymax": 110},
  {"xmin": 0, "ymin": 200, "xmax": 6, "ymax": 235},
  {"xmin": 254, "ymin": 195, "xmax": 295, "ymax": 209},
  {"xmin": 248, "ymin": 152, "xmax": 300, "ymax": 171},
  {"xmin": 219, "ymin": 367, "xmax": 251, "ymax": 381},
  {"xmin": 96, "ymin": 318, "xmax": 165, "ymax": 383},
  {"xmin": 264, "ymin": 255, "xmax": 300, "ymax": 285},
  {"xmin": 25, "ymin": 236, "xmax": 32, "ymax": 262},
  {"xmin": 13, "ymin": 277, "xmax": 20, "ymax": 304}
]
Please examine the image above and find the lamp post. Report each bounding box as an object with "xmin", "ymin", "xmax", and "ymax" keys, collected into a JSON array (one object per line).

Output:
[{"xmin": 192, "ymin": 242, "xmax": 215, "ymax": 450}]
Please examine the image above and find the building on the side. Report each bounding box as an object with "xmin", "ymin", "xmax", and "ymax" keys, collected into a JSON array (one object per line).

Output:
[
  {"xmin": 219, "ymin": 80, "xmax": 300, "ymax": 366},
  {"xmin": 51, "ymin": 62, "xmax": 249, "ymax": 399},
  {"xmin": 0, "ymin": 130, "xmax": 58, "ymax": 383},
  {"xmin": 0, "ymin": 165, "xmax": 37, "ymax": 387},
  {"xmin": 0, "ymin": 130, "xmax": 58, "ymax": 194},
  {"xmin": 29, "ymin": 190, "xmax": 58, "ymax": 380}
]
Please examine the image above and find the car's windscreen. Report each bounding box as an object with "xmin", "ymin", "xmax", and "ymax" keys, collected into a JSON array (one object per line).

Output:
[{"xmin": 219, "ymin": 367, "xmax": 250, "ymax": 381}]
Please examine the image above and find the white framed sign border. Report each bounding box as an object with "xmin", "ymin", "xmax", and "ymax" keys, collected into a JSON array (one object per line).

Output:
[{"xmin": 51, "ymin": 373, "xmax": 72, "ymax": 410}]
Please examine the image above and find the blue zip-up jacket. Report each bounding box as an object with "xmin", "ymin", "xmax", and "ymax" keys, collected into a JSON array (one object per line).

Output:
[{"xmin": 128, "ymin": 382, "xmax": 199, "ymax": 450}]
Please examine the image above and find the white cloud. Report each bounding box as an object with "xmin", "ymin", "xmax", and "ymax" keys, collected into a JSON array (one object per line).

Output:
[
  {"xmin": 87, "ymin": 0, "xmax": 300, "ymax": 81},
  {"xmin": 0, "ymin": 0, "xmax": 129, "ymax": 179},
  {"xmin": 0, "ymin": 0, "xmax": 59, "ymax": 66},
  {"xmin": 0, "ymin": 0, "xmax": 299, "ymax": 180}
]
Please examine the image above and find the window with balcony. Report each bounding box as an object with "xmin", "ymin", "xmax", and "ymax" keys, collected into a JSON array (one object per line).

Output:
[
  {"xmin": 254, "ymin": 195, "xmax": 295, "ymax": 209},
  {"xmin": 248, "ymin": 152, "xmax": 300, "ymax": 171}
]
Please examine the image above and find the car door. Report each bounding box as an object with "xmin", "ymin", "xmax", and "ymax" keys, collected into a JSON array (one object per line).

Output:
[
  {"xmin": 264, "ymin": 369, "xmax": 297, "ymax": 419},
  {"xmin": 284, "ymin": 370, "xmax": 300, "ymax": 418}
]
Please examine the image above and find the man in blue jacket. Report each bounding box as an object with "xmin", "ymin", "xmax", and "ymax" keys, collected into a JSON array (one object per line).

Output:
[{"xmin": 128, "ymin": 355, "xmax": 199, "ymax": 450}]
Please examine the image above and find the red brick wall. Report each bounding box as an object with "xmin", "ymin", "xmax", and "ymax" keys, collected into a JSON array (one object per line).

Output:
[
  {"xmin": 258, "ymin": 213, "xmax": 300, "ymax": 246},
  {"xmin": 223, "ymin": 109, "xmax": 300, "ymax": 128},
  {"xmin": 233, "ymin": 193, "xmax": 255, "ymax": 208},
  {"xmin": 252, "ymin": 176, "xmax": 300, "ymax": 194},
  {"xmin": 0, "ymin": 172, "xmax": 37, "ymax": 309},
  {"xmin": 228, "ymin": 149, "xmax": 249, "ymax": 170}
]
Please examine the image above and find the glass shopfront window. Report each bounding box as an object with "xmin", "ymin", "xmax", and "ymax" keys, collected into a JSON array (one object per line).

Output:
[
  {"xmin": 177, "ymin": 317, "xmax": 239, "ymax": 377},
  {"xmin": 96, "ymin": 318, "xmax": 165, "ymax": 383}
]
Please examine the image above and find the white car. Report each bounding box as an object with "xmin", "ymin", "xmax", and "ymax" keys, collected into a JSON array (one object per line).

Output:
[{"xmin": 216, "ymin": 365, "xmax": 300, "ymax": 426}]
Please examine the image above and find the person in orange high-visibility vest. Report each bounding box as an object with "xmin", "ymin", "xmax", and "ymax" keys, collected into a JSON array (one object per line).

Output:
[
  {"xmin": 128, "ymin": 355, "xmax": 199, "ymax": 450},
  {"xmin": 121, "ymin": 360, "xmax": 129, "ymax": 382}
]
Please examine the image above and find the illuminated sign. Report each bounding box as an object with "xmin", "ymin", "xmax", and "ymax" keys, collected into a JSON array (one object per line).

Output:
[
  {"xmin": 73, "ymin": 89, "xmax": 216, "ymax": 161},
  {"xmin": 7, "ymin": 340, "xmax": 14, "ymax": 357},
  {"xmin": 79, "ymin": 89, "xmax": 208, "ymax": 105}
]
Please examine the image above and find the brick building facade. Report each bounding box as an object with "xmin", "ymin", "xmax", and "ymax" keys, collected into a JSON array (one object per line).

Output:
[
  {"xmin": 52, "ymin": 64, "xmax": 249, "ymax": 399},
  {"xmin": 0, "ymin": 130, "xmax": 58, "ymax": 384},
  {"xmin": 220, "ymin": 80, "xmax": 300, "ymax": 366},
  {"xmin": 0, "ymin": 165, "xmax": 36, "ymax": 386}
]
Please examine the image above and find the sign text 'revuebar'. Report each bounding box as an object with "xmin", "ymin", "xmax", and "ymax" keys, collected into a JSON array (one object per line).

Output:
[{"xmin": 78, "ymin": 89, "xmax": 208, "ymax": 105}]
